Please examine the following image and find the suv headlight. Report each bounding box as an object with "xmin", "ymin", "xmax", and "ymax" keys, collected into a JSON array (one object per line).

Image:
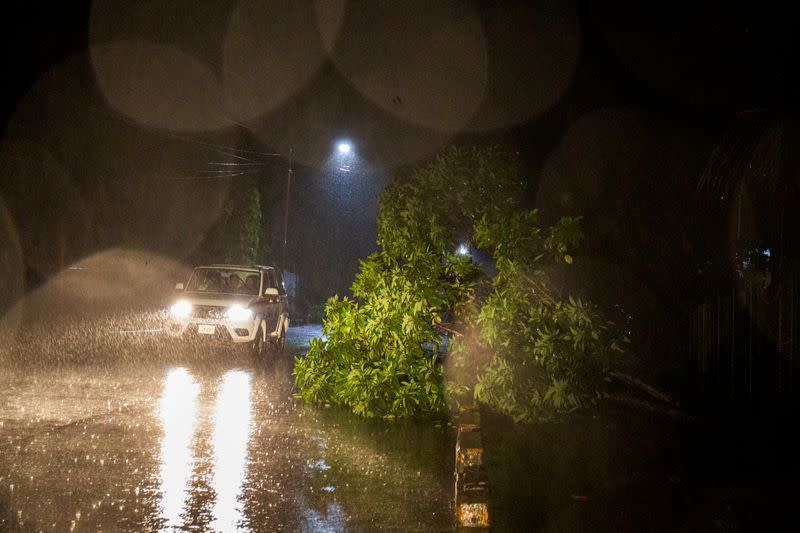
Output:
[
  {"xmin": 170, "ymin": 300, "xmax": 192, "ymax": 318},
  {"xmin": 225, "ymin": 304, "xmax": 253, "ymax": 321}
]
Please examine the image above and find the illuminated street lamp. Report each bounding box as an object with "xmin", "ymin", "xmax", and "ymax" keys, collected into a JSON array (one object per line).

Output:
[{"xmin": 283, "ymin": 141, "xmax": 357, "ymax": 265}]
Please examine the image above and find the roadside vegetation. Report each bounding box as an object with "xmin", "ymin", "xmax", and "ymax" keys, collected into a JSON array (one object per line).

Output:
[
  {"xmin": 294, "ymin": 146, "xmax": 629, "ymax": 420},
  {"xmin": 197, "ymin": 178, "xmax": 267, "ymax": 266}
]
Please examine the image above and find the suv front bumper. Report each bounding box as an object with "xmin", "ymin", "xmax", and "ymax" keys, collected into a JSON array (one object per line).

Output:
[{"xmin": 166, "ymin": 317, "xmax": 259, "ymax": 343}]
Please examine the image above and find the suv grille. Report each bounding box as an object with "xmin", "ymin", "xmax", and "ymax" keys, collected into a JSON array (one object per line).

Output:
[{"xmin": 192, "ymin": 305, "xmax": 226, "ymax": 319}]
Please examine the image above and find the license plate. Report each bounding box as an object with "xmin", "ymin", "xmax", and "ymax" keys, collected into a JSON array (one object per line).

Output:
[{"xmin": 198, "ymin": 324, "xmax": 216, "ymax": 335}]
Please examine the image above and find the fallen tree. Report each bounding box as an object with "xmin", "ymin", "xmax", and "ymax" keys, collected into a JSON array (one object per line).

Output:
[{"xmin": 294, "ymin": 146, "xmax": 642, "ymax": 420}]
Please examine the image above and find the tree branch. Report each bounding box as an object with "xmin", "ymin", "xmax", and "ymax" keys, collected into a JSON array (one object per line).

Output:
[
  {"xmin": 600, "ymin": 393, "xmax": 698, "ymax": 423},
  {"xmin": 522, "ymin": 273, "xmax": 557, "ymax": 306},
  {"xmin": 607, "ymin": 371, "xmax": 675, "ymax": 405},
  {"xmin": 436, "ymin": 323, "xmax": 464, "ymax": 337}
]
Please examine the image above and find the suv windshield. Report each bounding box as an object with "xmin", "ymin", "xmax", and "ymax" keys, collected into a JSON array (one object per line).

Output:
[{"xmin": 186, "ymin": 268, "xmax": 260, "ymax": 295}]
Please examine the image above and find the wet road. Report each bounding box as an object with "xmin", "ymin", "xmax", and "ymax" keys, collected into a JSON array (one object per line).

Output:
[{"xmin": 0, "ymin": 326, "xmax": 454, "ymax": 532}]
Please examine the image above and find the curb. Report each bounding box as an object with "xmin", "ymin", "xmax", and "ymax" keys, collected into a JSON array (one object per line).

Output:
[{"xmin": 454, "ymin": 405, "xmax": 490, "ymax": 531}]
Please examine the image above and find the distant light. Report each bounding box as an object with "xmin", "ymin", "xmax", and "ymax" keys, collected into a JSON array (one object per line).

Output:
[
  {"xmin": 337, "ymin": 142, "xmax": 351, "ymax": 154},
  {"xmin": 763, "ymin": 248, "xmax": 771, "ymax": 258},
  {"xmin": 457, "ymin": 243, "xmax": 470, "ymax": 256}
]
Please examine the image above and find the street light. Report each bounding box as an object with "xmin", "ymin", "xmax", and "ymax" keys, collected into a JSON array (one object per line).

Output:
[{"xmin": 283, "ymin": 142, "xmax": 356, "ymax": 265}]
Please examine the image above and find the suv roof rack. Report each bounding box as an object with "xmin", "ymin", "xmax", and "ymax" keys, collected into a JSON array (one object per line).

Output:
[
  {"xmin": 203, "ymin": 264, "xmax": 261, "ymax": 269},
  {"xmin": 201, "ymin": 264, "xmax": 277, "ymax": 271}
]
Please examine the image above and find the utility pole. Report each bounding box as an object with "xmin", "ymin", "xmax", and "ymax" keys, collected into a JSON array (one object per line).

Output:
[{"xmin": 282, "ymin": 147, "xmax": 293, "ymax": 269}]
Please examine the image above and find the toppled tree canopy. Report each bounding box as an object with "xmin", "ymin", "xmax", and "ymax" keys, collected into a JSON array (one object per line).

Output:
[{"xmin": 294, "ymin": 146, "xmax": 629, "ymax": 420}]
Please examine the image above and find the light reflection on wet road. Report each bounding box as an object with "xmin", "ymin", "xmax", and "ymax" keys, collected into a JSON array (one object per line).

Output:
[
  {"xmin": 0, "ymin": 326, "xmax": 453, "ymax": 532},
  {"xmin": 158, "ymin": 367, "xmax": 199, "ymax": 531},
  {"xmin": 210, "ymin": 370, "xmax": 252, "ymax": 533}
]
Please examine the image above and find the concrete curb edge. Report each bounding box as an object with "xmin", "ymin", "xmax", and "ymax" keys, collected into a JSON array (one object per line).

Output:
[{"xmin": 454, "ymin": 405, "xmax": 490, "ymax": 531}]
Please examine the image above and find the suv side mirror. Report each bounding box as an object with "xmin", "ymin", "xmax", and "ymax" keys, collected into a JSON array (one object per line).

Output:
[
  {"xmin": 175, "ymin": 283, "xmax": 184, "ymax": 291},
  {"xmin": 263, "ymin": 287, "xmax": 279, "ymax": 297}
]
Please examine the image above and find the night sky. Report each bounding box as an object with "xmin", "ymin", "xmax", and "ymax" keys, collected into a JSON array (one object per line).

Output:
[{"xmin": 1, "ymin": 1, "xmax": 798, "ymax": 319}]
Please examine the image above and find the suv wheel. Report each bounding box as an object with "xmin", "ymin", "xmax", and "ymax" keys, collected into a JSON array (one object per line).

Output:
[
  {"xmin": 267, "ymin": 325, "xmax": 286, "ymax": 354},
  {"xmin": 276, "ymin": 326, "xmax": 286, "ymax": 352},
  {"xmin": 251, "ymin": 321, "xmax": 265, "ymax": 357}
]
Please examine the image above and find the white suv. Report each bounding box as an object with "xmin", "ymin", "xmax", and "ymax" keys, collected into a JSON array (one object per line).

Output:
[{"xmin": 166, "ymin": 264, "xmax": 289, "ymax": 354}]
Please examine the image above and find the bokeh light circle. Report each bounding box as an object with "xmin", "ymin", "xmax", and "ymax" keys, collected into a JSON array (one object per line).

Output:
[
  {"xmin": 467, "ymin": 0, "xmax": 580, "ymax": 131},
  {"xmin": 222, "ymin": 0, "xmax": 333, "ymax": 123},
  {"xmin": 328, "ymin": 0, "xmax": 488, "ymax": 132}
]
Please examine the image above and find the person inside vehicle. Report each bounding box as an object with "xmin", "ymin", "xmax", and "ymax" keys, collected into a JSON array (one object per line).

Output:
[
  {"xmin": 244, "ymin": 274, "xmax": 260, "ymax": 295},
  {"xmin": 200, "ymin": 270, "xmax": 222, "ymax": 292},
  {"xmin": 226, "ymin": 274, "xmax": 243, "ymax": 293}
]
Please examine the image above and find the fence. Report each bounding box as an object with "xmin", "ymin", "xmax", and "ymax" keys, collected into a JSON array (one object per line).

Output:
[{"xmin": 689, "ymin": 272, "xmax": 799, "ymax": 407}]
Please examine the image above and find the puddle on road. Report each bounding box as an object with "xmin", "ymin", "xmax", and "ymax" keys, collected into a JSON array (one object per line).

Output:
[{"xmin": 0, "ymin": 337, "xmax": 453, "ymax": 532}]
